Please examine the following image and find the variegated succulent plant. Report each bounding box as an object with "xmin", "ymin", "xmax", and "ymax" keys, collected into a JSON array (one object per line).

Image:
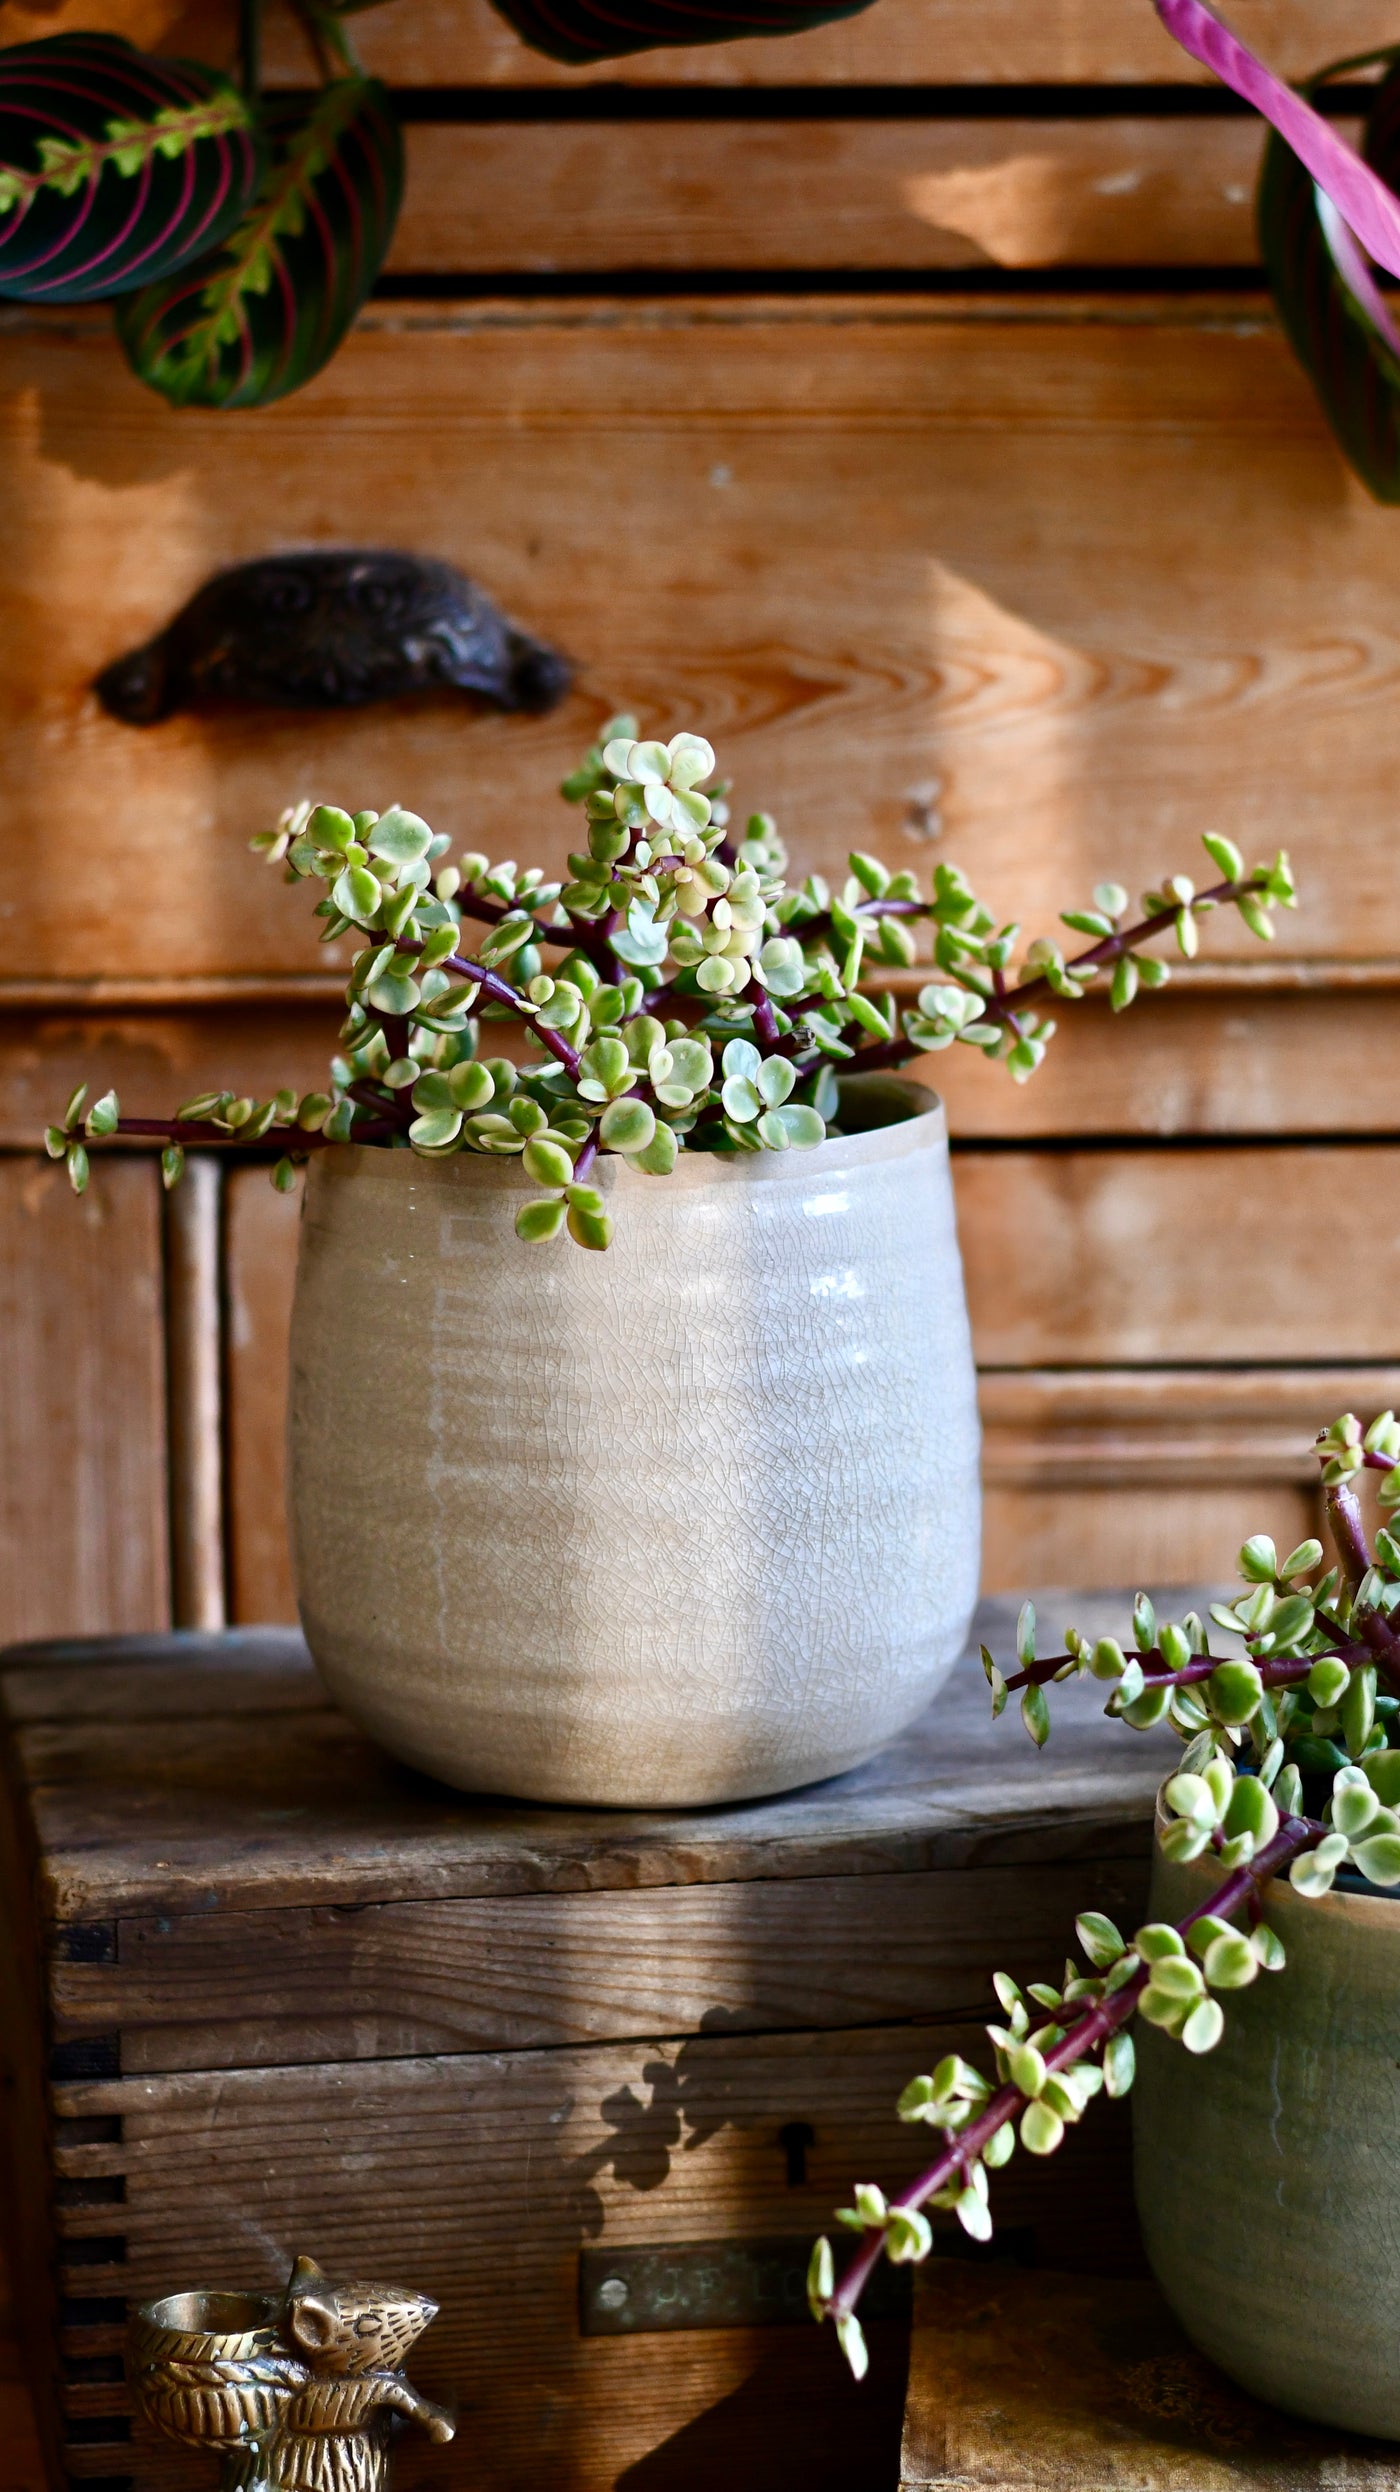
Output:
[
  {"xmin": 813, "ymin": 1413, "xmax": 1400, "ymax": 2381},
  {"xmin": 50, "ymin": 716, "xmax": 1296, "ymax": 1249}
]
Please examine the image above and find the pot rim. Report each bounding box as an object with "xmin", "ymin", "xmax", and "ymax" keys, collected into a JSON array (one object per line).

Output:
[
  {"xmin": 1153, "ymin": 1783, "xmax": 1400, "ymax": 1925},
  {"xmin": 307, "ymin": 1075, "xmax": 946, "ymax": 1198}
]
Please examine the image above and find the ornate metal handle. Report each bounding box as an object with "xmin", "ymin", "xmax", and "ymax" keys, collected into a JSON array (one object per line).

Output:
[
  {"xmin": 95, "ymin": 549, "xmax": 572, "ymax": 724},
  {"xmin": 127, "ymin": 2253, "xmax": 455, "ymax": 2490}
]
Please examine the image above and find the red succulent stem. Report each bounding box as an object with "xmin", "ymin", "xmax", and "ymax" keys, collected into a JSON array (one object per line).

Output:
[
  {"xmin": 827, "ymin": 1812, "xmax": 1324, "ymax": 2326},
  {"xmin": 790, "ymin": 874, "xmax": 1269, "ymax": 1079}
]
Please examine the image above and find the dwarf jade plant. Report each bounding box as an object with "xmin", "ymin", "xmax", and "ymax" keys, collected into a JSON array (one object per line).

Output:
[
  {"xmin": 50, "ymin": 719, "xmax": 1295, "ymax": 1248},
  {"xmin": 811, "ymin": 1413, "xmax": 1400, "ymax": 2380}
]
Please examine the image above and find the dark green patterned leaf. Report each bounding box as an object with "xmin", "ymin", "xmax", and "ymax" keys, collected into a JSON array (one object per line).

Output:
[
  {"xmin": 114, "ymin": 78, "xmax": 402, "ymax": 411},
  {"xmin": 0, "ymin": 33, "xmax": 259, "ymax": 302},
  {"xmin": 484, "ymin": 0, "xmax": 877, "ymax": 66},
  {"xmin": 1258, "ymin": 58, "xmax": 1400, "ymax": 503}
]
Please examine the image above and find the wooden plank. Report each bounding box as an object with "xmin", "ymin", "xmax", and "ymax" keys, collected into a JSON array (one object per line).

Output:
[
  {"xmin": 49, "ymin": 2020, "xmax": 1142, "ymax": 2492},
  {"xmin": 979, "ymin": 1362, "xmax": 1387, "ymax": 1594},
  {"xmin": 393, "ymin": 117, "xmax": 1272, "ymax": 274},
  {"xmin": 1, "ymin": 1601, "xmax": 1178, "ymax": 1920},
  {"xmin": 9, "ymin": 989, "xmax": 1400, "ymax": 1150},
  {"xmin": 979, "ymin": 1362, "xmax": 1400, "ymax": 1482},
  {"xmin": 899, "ymin": 2264, "xmax": 1397, "ymax": 2490},
  {"xmin": 3, "ymin": 300, "xmax": 1400, "ymax": 988},
  {"xmin": 224, "ymin": 1162, "xmax": 299, "ymax": 1626},
  {"xmin": 50, "ymin": 1859, "xmax": 1150, "ymax": 2072},
  {"xmin": 164, "ymin": 1154, "xmax": 226, "ymax": 1630},
  {"xmin": 957, "ymin": 1144, "xmax": 1400, "ymax": 1366},
  {"xmin": 983, "ymin": 1478, "xmax": 1322, "ymax": 1597},
  {"xmin": 60, "ymin": 0, "xmax": 1395, "ymax": 91},
  {"xmin": 0, "ymin": 1156, "xmax": 169, "ymax": 1643}
]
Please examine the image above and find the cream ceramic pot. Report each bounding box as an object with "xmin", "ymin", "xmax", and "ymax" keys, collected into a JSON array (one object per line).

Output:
[
  {"xmin": 288, "ymin": 1077, "xmax": 981, "ymax": 1806},
  {"xmin": 1135, "ymin": 1824, "xmax": 1400, "ymax": 2437}
]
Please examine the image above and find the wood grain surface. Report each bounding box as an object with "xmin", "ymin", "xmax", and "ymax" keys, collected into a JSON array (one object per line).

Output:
[
  {"xmin": 53, "ymin": 1859, "xmax": 1151, "ymax": 2073},
  {"xmin": 44, "ymin": 2019, "xmax": 1138, "ymax": 2490},
  {"xmin": 6, "ymin": 985, "xmax": 1400, "ymax": 1145},
  {"xmin": 214, "ymin": 1146, "xmax": 1400, "ymax": 1617},
  {"xmin": 391, "ymin": 117, "xmax": 1278, "ymax": 275},
  {"xmin": 0, "ymin": 1156, "xmax": 169, "ymax": 1645},
  {"xmin": 899, "ymin": 2264, "xmax": 1400, "ymax": 2490},
  {"xmin": 959, "ymin": 1145, "xmax": 1400, "ymax": 1366},
  {"xmin": 1, "ymin": 1600, "xmax": 1175, "ymax": 1921},
  {"xmin": 1, "ymin": 301, "xmax": 1397, "ymax": 992},
  {"xmin": 0, "ymin": 0, "xmax": 1386, "ymax": 89}
]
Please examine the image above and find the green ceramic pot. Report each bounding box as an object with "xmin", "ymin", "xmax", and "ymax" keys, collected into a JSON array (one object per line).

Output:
[{"xmin": 1134, "ymin": 1809, "xmax": 1400, "ymax": 2437}]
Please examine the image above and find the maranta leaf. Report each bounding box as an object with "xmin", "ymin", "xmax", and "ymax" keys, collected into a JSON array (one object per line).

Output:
[
  {"xmin": 483, "ymin": 0, "xmax": 877, "ymax": 66},
  {"xmin": 114, "ymin": 79, "xmax": 402, "ymax": 410},
  {"xmin": 1258, "ymin": 59, "xmax": 1400, "ymax": 504},
  {"xmin": 0, "ymin": 33, "xmax": 259, "ymax": 302}
]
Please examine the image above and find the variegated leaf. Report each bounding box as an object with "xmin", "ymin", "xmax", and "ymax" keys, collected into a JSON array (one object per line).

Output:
[
  {"xmin": 114, "ymin": 78, "xmax": 402, "ymax": 411},
  {"xmin": 0, "ymin": 33, "xmax": 259, "ymax": 302}
]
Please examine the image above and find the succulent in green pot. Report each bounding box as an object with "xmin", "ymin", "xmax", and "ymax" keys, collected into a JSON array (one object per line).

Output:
[
  {"xmin": 55, "ymin": 719, "xmax": 1294, "ymax": 1807},
  {"xmin": 815, "ymin": 1412, "xmax": 1400, "ymax": 2437}
]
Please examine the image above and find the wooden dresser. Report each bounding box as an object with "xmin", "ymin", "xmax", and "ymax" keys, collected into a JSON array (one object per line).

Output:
[{"xmin": 0, "ymin": 0, "xmax": 1396, "ymax": 1640}]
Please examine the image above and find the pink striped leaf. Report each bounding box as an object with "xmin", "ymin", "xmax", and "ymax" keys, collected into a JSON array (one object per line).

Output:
[
  {"xmin": 1154, "ymin": 0, "xmax": 1400, "ymax": 277},
  {"xmin": 1256, "ymin": 57, "xmax": 1400, "ymax": 500},
  {"xmin": 114, "ymin": 79, "xmax": 402, "ymax": 411},
  {"xmin": 0, "ymin": 32, "xmax": 259, "ymax": 302}
]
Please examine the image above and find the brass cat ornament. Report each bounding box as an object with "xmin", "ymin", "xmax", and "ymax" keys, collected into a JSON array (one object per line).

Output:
[{"xmin": 128, "ymin": 2252, "xmax": 455, "ymax": 2490}]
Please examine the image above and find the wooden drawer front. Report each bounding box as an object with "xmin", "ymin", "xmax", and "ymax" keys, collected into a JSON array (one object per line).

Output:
[
  {"xmin": 5, "ymin": 0, "xmax": 1382, "ymax": 89},
  {"xmin": 50, "ymin": 2020, "xmax": 1142, "ymax": 2489},
  {"xmin": 389, "ymin": 118, "xmax": 1280, "ymax": 275},
  {"xmin": 3, "ymin": 300, "xmax": 1399, "ymax": 997},
  {"xmin": 49, "ymin": 1859, "xmax": 1150, "ymax": 2072}
]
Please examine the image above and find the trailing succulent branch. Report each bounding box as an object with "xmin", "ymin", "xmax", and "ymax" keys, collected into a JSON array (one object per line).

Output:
[
  {"xmin": 810, "ymin": 1411, "xmax": 1400, "ymax": 2382},
  {"xmin": 49, "ymin": 718, "xmax": 1296, "ymax": 1250}
]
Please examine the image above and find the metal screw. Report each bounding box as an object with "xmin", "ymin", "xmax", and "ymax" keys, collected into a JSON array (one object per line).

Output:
[{"xmin": 596, "ymin": 2277, "xmax": 629, "ymax": 2311}]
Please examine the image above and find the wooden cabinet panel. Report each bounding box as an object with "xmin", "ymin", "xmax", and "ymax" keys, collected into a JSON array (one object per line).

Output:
[
  {"xmin": 16, "ymin": 0, "xmax": 1382, "ymax": 91},
  {"xmin": 0, "ymin": 1156, "xmax": 169, "ymax": 1640},
  {"xmin": 393, "ymin": 117, "xmax": 1272, "ymax": 274},
  {"xmin": 2, "ymin": 300, "xmax": 1398, "ymax": 994},
  {"xmin": 52, "ymin": 2025, "xmax": 1131, "ymax": 2491},
  {"xmin": 958, "ymin": 1144, "xmax": 1400, "ymax": 1365},
  {"xmin": 222, "ymin": 1145, "xmax": 1400, "ymax": 1610},
  {"xmin": 225, "ymin": 1161, "xmax": 300, "ymax": 1626},
  {"xmin": 0, "ymin": 986, "xmax": 1394, "ymax": 1149}
]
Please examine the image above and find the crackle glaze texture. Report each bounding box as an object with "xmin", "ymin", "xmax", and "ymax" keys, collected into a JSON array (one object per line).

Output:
[
  {"xmin": 288, "ymin": 1085, "xmax": 980, "ymax": 1805},
  {"xmin": 1136, "ymin": 1826, "xmax": 1400, "ymax": 2438}
]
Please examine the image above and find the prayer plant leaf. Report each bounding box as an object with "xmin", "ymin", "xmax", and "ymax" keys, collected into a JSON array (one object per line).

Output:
[
  {"xmin": 1154, "ymin": 0, "xmax": 1400, "ymax": 275},
  {"xmin": 0, "ymin": 33, "xmax": 259, "ymax": 303},
  {"xmin": 486, "ymin": 0, "xmax": 878, "ymax": 68},
  {"xmin": 114, "ymin": 77, "xmax": 402, "ymax": 410},
  {"xmin": 1257, "ymin": 60, "xmax": 1400, "ymax": 505}
]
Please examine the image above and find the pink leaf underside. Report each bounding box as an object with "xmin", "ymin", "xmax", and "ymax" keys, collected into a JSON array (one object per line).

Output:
[
  {"xmin": 1314, "ymin": 184, "xmax": 1400, "ymax": 360},
  {"xmin": 1154, "ymin": 0, "xmax": 1400, "ymax": 278}
]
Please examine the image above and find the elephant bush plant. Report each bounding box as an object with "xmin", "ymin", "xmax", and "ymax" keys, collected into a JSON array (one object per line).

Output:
[
  {"xmin": 50, "ymin": 719, "xmax": 1295, "ymax": 1250},
  {"xmin": 810, "ymin": 1416, "xmax": 1400, "ymax": 2380}
]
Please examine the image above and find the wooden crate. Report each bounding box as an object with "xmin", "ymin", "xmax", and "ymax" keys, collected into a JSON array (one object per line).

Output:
[{"xmin": 0, "ymin": 1595, "xmax": 1171, "ymax": 2491}]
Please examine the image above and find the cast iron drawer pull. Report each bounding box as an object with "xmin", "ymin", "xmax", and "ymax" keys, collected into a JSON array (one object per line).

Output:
[{"xmin": 94, "ymin": 549, "xmax": 572, "ymax": 724}]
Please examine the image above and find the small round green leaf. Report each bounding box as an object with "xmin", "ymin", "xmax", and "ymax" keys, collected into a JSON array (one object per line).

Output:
[
  {"xmin": 515, "ymin": 1197, "xmax": 568, "ymax": 1243},
  {"xmin": 599, "ymin": 1099, "xmax": 657, "ymax": 1153},
  {"xmin": 522, "ymin": 1137, "xmax": 574, "ymax": 1189},
  {"xmin": 409, "ymin": 1108, "xmax": 464, "ymax": 1149}
]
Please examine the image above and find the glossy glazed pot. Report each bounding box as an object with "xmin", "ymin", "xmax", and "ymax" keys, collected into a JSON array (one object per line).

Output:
[
  {"xmin": 1135, "ymin": 1819, "xmax": 1400, "ymax": 2437},
  {"xmin": 288, "ymin": 1076, "xmax": 980, "ymax": 1805}
]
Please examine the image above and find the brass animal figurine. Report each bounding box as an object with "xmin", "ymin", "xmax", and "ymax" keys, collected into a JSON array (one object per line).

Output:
[
  {"xmin": 94, "ymin": 548, "xmax": 571, "ymax": 723},
  {"xmin": 128, "ymin": 2252, "xmax": 455, "ymax": 2491}
]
